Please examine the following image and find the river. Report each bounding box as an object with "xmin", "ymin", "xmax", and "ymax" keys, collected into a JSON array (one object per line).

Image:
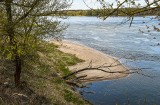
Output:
[{"xmin": 62, "ymin": 16, "xmax": 160, "ymax": 105}]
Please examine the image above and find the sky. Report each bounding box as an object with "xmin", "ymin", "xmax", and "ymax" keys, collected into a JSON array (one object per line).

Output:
[
  {"xmin": 70, "ymin": 0, "xmax": 147, "ymax": 10},
  {"xmin": 70, "ymin": 0, "xmax": 101, "ymax": 10}
]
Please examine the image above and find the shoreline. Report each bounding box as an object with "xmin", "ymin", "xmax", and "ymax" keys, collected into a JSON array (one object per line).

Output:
[{"xmin": 51, "ymin": 40, "xmax": 129, "ymax": 83}]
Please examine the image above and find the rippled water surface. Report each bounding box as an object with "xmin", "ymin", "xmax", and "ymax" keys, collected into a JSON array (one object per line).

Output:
[{"xmin": 62, "ymin": 16, "xmax": 160, "ymax": 105}]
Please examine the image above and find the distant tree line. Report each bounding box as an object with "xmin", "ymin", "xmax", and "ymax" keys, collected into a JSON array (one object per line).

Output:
[{"xmin": 61, "ymin": 8, "xmax": 160, "ymax": 16}]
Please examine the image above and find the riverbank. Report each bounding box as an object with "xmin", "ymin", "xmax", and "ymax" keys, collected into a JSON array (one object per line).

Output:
[
  {"xmin": 51, "ymin": 40, "xmax": 129, "ymax": 83},
  {"xmin": 0, "ymin": 42, "xmax": 89, "ymax": 105}
]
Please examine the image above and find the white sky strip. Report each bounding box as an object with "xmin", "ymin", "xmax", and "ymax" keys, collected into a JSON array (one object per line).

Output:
[{"xmin": 70, "ymin": 0, "xmax": 158, "ymax": 10}]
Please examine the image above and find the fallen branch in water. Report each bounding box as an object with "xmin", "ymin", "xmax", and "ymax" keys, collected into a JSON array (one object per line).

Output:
[
  {"xmin": 72, "ymin": 75, "xmax": 87, "ymax": 82},
  {"xmin": 66, "ymin": 80, "xmax": 87, "ymax": 88},
  {"xmin": 63, "ymin": 58, "xmax": 154, "ymax": 81},
  {"xmin": 80, "ymin": 90, "xmax": 96, "ymax": 94},
  {"xmin": 63, "ymin": 57, "xmax": 155, "ymax": 89},
  {"xmin": 63, "ymin": 66, "xmax": 136, "ymax": 80}
]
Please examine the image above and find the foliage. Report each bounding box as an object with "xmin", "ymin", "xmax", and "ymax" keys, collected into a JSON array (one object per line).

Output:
[
  {"xmin": 0, "ymin": 43, "xmax": 87, "ymax": 105},
  {"xmin": 0, "ymin": 0, "xmax": 68, "ymax": 60},
  {"xmin": 0, "ymin": 0, "xmax": 70, "ymax": 86},
  {"xmin": 62, "ymin": 8, "xmax": 160, "ymax": 16},
  {"xmin": 96, "ymin": 0, "xmax": 160, "ymax": 24},
  {"xmin": 64, "ymin": 89, "xmax": 85, "ymax": 105}
]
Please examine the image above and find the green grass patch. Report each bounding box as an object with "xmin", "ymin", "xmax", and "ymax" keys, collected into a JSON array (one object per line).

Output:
[
  {"xmin": 64, "ymin": 89, "xmax": 86, "ymax": 105},
  {"xmin": 0, "ymin": 42, "xmax": 88, "ymax": 105}
]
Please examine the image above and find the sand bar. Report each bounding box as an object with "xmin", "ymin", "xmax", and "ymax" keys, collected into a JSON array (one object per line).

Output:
[{"xmin": 51, "ymin": 40, "xmax": 129, "ymax": 83}]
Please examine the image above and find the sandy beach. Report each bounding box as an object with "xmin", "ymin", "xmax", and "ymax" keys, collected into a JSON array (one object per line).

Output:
[{"xmin": 51, "ymin": 40, "xmax": 129, "ymax": 83}]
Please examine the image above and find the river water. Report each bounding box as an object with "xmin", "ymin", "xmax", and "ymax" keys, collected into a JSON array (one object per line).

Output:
[{"xmin": 62, "ymin": 16, "xmax": 160, "ymax": 105}]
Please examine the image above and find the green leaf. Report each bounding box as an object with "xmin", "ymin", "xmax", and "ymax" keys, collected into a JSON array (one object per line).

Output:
[{"xmin": 7, "ymin": 52, "xmax": 12, "ymax": 60}]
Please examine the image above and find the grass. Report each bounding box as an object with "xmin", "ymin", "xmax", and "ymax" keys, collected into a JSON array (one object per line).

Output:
[
  {"xmin": 64, "ymin": 89, "xmax": 85, "ymax": 105},
  {"xmin": 0, "ymin": 42, "xmax": 88, "ymax": 105}
]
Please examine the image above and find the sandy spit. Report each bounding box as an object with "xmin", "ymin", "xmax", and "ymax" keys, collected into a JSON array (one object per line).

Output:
[{"xmin": 51, "ymin": 40, "xmax": 129, "ymax": 83}]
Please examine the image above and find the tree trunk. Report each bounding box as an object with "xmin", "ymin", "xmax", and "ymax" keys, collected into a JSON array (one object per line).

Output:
[
  {"xmin": 5, "ymin": 0, "xmax": 22, "ymax": 87},
  {"xmin": 14, "ymin": 55, "xmax": 21, "ymax": 87}
]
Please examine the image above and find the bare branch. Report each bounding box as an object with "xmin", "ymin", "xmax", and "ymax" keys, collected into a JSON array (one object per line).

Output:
[
  {"xmin": 63, "ymin": 65, "xmax": 128, "ymax": 80},
  {"xmin": 14, "ymin": 0, "xmax": 39, "ymax": 25},
  {"xmin": 102, "ymin": 0, "xmax": 126, "ymax": 20},
  {"xmin": 63, "ymin": 58, "xmax": 154, "ymax": 81}
]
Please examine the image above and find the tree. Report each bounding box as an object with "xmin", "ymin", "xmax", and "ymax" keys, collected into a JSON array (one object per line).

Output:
[
  {"xmin": 96, "ymin": 0, "xmax": 159, "ymax": 24},
  {"xmin": 0, "ymin": 0, "xmax": 70, "ymax": 86},
  {"xmin": 82, "ymin": 0, "xmax": 159, "ymax": 23}
]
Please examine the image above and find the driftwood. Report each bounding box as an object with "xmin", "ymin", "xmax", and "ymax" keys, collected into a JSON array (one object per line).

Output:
[
  {"xmin": 66, "ymin": 81, "xmax": 86, "ymax": 88},
  {"xmin": 80, "ymin": 90, "xmax": 96, "ymax": 94},
  {"xmin": 63, "ymin": 58, "xmax": 122, "ymax": 79},
  {"xmin": 63, "ymin": 58, "xmax": 135, "ymax": 80},
  {"xmin": 72, "ymin": 75, "xmax": 87, "ymax": 82},
  {"xmin": 64, "ymin": 59, "xmax": 154, "ymax": 88},
  {"xmin": 63, "ymin": 59, "xmax": 153, "ymax": 81}
]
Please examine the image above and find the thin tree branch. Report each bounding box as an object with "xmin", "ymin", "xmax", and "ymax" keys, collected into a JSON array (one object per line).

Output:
[{"xmin": 14, "ymin": 0, "xmax": 39, "ymax": 25}]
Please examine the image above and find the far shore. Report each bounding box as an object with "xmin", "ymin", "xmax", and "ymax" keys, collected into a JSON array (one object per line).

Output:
[{"xmin": 51, "ymin": 40, "xmax": 129, "ymax": 83}]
